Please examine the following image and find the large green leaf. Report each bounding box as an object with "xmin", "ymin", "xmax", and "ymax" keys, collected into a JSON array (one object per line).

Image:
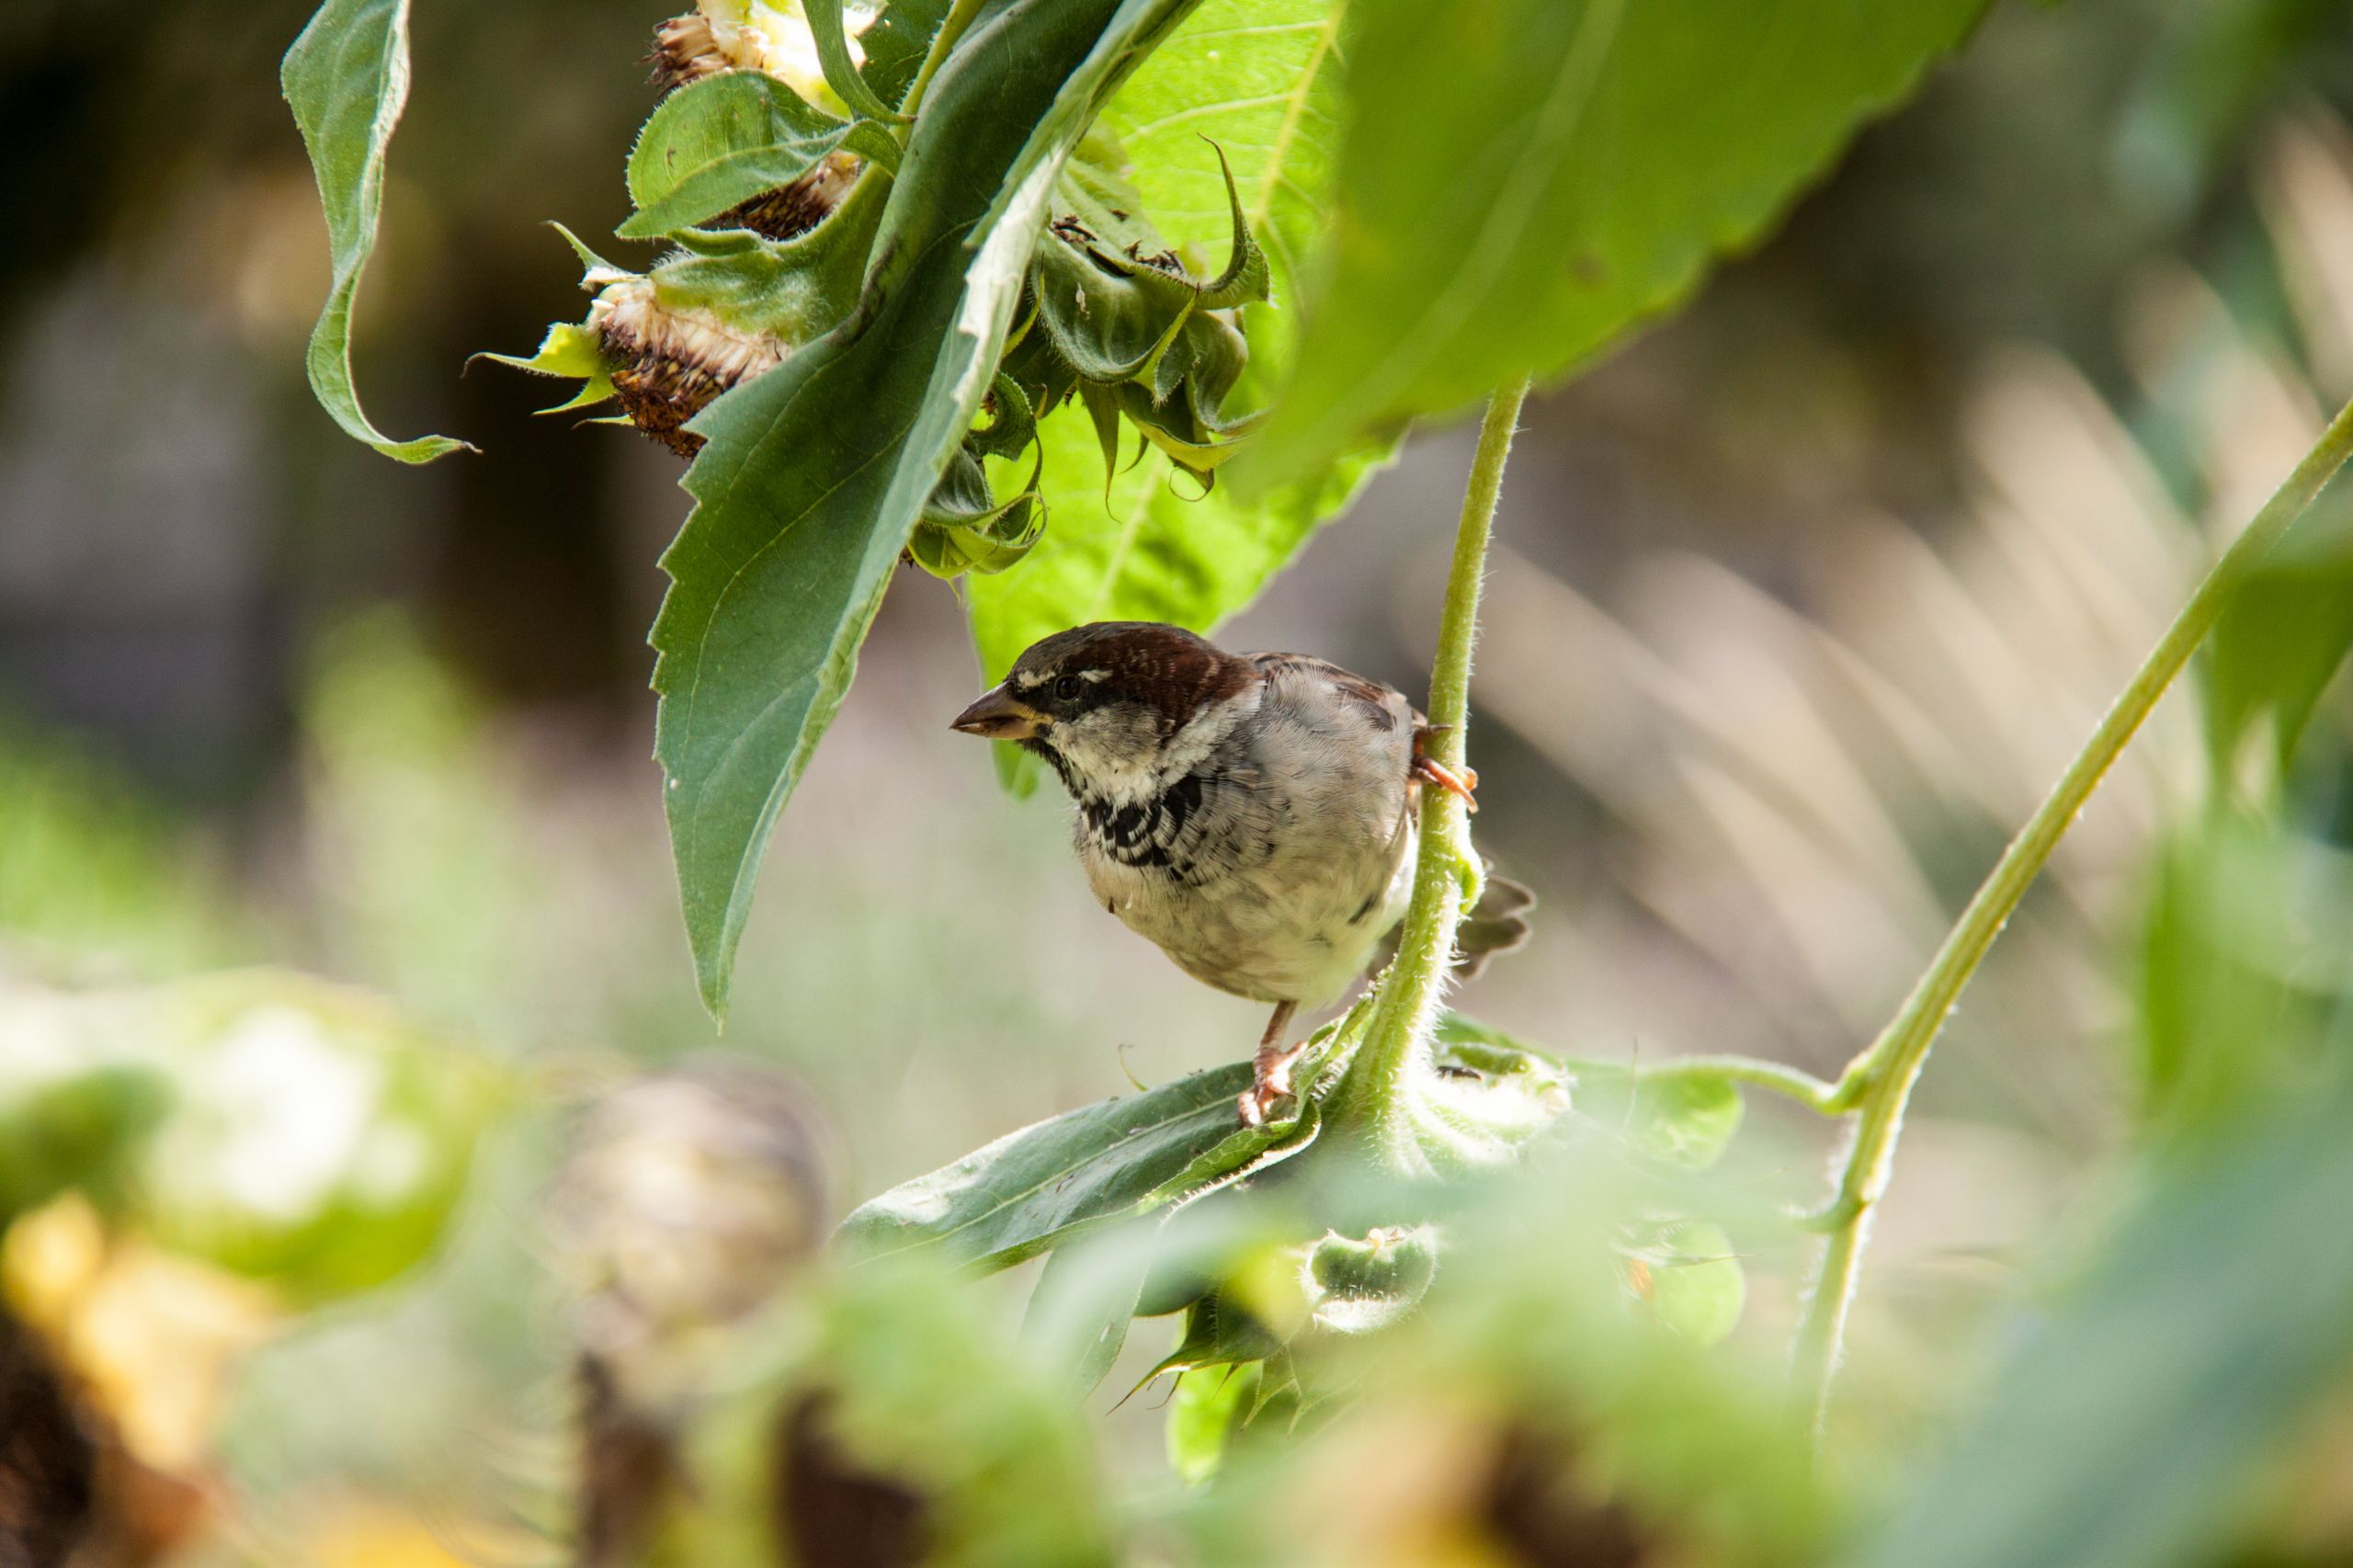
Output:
[
  {"xmin": 1852, "ymin": 1062, "xmax": 2353, "ymax": 1568},
  {"xmin": 280, "ymin": 0, "xmax": 469, "ymax": 463},
  {"xmin": 836, "ymin": 1061, "xmax": 1319, "ymax": 1270},
  {"xmin": 651, "ymin": 0, "xmax": 1205, "ymax": 1017},
  {"xmin": 1252, "ymin": 0, "xmax": 1991, "ymax": 483}
]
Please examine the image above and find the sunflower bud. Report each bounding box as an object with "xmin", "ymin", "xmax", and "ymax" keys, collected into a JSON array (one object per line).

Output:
[{"xmin": 717, "ymin": 147, "xmax": 861, "ymax": 242}]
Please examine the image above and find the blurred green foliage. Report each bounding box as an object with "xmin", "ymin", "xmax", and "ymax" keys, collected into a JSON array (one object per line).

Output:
[
  {"xmin": 15, "ymin": 0, "xmax": 2353, "ymax": 1564},
  {"xmin": 0, "ymin": 717, "xmax": 244, "ymax": 976},
  {"xmin": 0, "ymin": 970, "xmax": 502, "ymax": 1302}
]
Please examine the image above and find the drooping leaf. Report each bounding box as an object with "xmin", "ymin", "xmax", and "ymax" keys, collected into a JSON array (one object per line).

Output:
[
  {"xmin": 835, "ymin": 1061, "xmax": 1317, "ymax": 1271},
  {"xmin": 650, "ymin": 0, "xmax": 1205, "ymax": 1017},
  {"xmin": 620, "ymin": 71, "xmax": 854, "ymax": 240},
  {"xmin": 1252, "ymin": 0, "xmax": 1992, "ymax": 483},
  {"xmin": 280, "ymin": 0, "xmax": 470, "ymax": 462},
  {"xmin": 1023, "ymin": 1241, "xmax": 1152, "ymax": 1397},
  {"xmin": 1853, "ymin": 1062, "xmax": 2353, "ymax": 1568}
]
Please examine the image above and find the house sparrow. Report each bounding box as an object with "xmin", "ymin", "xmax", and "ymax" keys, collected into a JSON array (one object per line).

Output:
[{"xmin": 952, "ymin": 621, "xmax": 1529, "ymax": 1125}]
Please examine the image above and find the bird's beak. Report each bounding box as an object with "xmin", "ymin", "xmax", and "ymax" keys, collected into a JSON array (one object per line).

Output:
[{"xmin": 950, "ymin": 684, "xmax": 1046, "ymax": 741}]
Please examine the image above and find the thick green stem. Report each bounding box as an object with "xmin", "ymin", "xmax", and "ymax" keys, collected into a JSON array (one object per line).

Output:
[
  {"xmin": 1327, "ymin": 378, "xmax": 1529, "ymax": 1164},
  {"xmin": 1790, "ymin": 392, "xmax": 2353, "ymax": 1435}
]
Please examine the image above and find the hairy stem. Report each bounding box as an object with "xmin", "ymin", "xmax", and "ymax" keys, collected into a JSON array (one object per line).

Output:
[
  {"xmin": 1791, "ymin": 392, "xmax": 2353, "ymax": 1434},
  {"xmin": 1328, "ymin": 378, "xmax": 1529, "ymax": 1163}
]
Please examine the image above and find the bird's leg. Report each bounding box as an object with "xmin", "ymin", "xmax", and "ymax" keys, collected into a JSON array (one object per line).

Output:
[
  {"xmin": 1411, "ymin": 723, "xmax": 1479, "ymax": 812},
  {"xmin": 1238, "ymin": 1000, "xmax": 1302, "ymax": 1127}
]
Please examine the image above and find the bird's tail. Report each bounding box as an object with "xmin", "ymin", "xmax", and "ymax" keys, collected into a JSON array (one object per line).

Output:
[{"xmin": 1367, "ymin": 867, "xmax": 1535, "ymax": 983}]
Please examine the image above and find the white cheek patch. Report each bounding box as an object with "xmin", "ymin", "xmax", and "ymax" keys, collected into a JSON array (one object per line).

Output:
[{"xmin": 1163, "ymin": 683, "xmax": 1261, "ymax": 773}]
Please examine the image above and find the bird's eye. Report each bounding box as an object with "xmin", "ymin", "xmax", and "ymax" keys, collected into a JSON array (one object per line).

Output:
[{"xmin": 1053, "ymin": 675, "xmax": 1084, "ymax": 701}]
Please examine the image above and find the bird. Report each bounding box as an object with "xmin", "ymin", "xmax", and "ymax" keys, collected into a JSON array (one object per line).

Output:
[{"xmin": 951, "ymin": 621, "xmax": 1529, "ymax": 1126}]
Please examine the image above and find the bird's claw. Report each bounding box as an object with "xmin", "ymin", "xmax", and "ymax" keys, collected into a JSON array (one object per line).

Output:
[
  {"xmin": 1411, "ymin": 752, "xmax": 1480, "ymax": 812},
  {"xmin": 1237, "ymin": 1063, "xmax": 1295, "ymax": 1128}
]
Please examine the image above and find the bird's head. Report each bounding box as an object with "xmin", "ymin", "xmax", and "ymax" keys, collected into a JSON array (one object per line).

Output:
[{"xmin": 950, "ymin": 621, "xmax": 1257, "ymax": 801}]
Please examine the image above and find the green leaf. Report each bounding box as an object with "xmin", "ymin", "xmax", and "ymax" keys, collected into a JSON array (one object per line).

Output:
[
  {"xmin": 620, "ymin": 71, "xmax": 852, "ymax": 241},
  {"xmin": 0, "ymin": 1062, "xmax": 173, "ymax": 1223},
  {"xmin": 1024, "ymin": 1241, "xmax": 1152, "ymax": 1396},
  {"xmin": 807, "ymin": 0, "xmax": 901, "ymax": 120},
  {"xmin": 908, "ymin": 448, "xmax": 1046, "ymax": 580},
  {"xmin": 1854, "ymin": 1062, "xmax": 2353, "ymax": 1568},
  {"xmin": 2134, "ymin": 812, "xmax": 2353, "ymax": 1137},
  {"xmin": 646, "ymin": 174, "xmax": 887, "ymax": 339},
  {"xmin": 859, "ymin": 0, "xmax": 957, "ymax": 109},
  {"xmin": 1632, "ymin": 1219, "xmax": 1744, "ymax": 1346},
  {"xmin": 968, "ymin": 399, "xmax": 1386, "ymax": 687},
  {"xmin": 1150, "ymin": 1290, "xmax": 1288, "ymax": 1378},
  {"xmin": 1252, "ymin": 0, "xmax": 1991, "ymax": 484},
  {"xmin": 836, "ymin": 1061, "xmax": 1315, "ymax": 1271},
  {"xmin": 650, "ymin": 0, "xmax": 1204, "ymax": 1017},
  {"xmin": 1167, "ymin": 1361, "xmax": 1257, "ymax": 1483},
  {"xmin": 474, "ymin": 323, "xmax": 616, "ymax": 413},
  {"xmin": 1582, "ymin": 1065, "xmax": 1744, "ymax": 1170},
  {"xmin": 1436, "ymin": 1013, "xmax": 1736, "ymax": 1168},
  {"xmin": 280, "ymin": 0, "xmax": 470, "ymax": 463},
  {"xmin": 2203, "ymin": 491, "xmax": 2353, "ymax": 786}
]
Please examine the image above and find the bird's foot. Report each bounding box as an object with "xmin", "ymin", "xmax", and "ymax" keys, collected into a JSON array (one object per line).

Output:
[
  {"xmin": 1236, "ymin": 1062, "xmax": 1295, "ymax": 1128},
  {"xmin": 1411, "ymin": 747, "xmax": 1480, "ymax": 812},
  {"xmin": 1239, "ymin": 1002, "xmax": 1302, "ymax": 1127}
]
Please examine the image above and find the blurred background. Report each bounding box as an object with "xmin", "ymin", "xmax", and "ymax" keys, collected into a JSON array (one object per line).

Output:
[{"xmin": 9, "ymin": 0, "xmax": 2353, "ymax": 1561}]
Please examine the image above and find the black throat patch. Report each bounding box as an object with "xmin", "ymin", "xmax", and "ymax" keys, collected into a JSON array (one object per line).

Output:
[{"xmin": 1078, "ymin": 771, "xmax": 1205, "ymax": 881}]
